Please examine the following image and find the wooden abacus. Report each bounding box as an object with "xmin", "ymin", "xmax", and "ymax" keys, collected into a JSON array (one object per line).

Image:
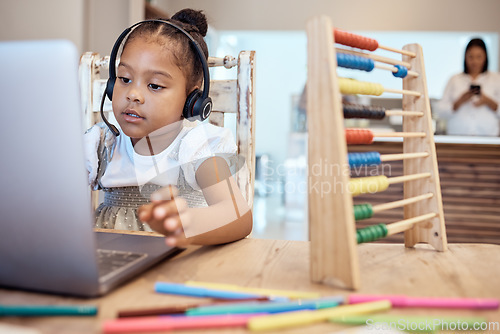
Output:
[{"xmin": 306, "ymin": 16, "xmax": 447, "ymax": 290}]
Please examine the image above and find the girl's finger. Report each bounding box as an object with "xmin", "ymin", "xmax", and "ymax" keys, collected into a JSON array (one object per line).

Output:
[
  {"xmin": 165, "ymin": 236, "xmax": 180, "ymax": 247},
  {"xmin": 165, "ymin": 217, "xmax": 181, "ymax": 232},
  {"xmin": 153, "ymin": 200, "xmax": 179, "ymax": 220},
  {"xmin": 166, "ymin": 234, "xmax": 189, "ymax": 248}
]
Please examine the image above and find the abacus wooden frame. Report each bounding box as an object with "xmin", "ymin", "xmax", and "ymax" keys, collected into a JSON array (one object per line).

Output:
[{"xmin": 306, "ymin": 16, "xmax": 447, "ymax": 290}]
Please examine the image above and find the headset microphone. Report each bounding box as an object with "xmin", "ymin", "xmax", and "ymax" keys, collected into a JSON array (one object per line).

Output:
[{"xmin": 99, "ymin": 92, "xmax": 120, "ymax": 137}]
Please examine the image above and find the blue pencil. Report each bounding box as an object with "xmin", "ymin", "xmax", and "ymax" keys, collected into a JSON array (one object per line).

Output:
[
  {"xmin": 155, "ymin": 282, "xmax": 269, "ymax": 300},
  {"xmin": 186, "ymin": 296, "xmax": 345, "ymax": 316}
]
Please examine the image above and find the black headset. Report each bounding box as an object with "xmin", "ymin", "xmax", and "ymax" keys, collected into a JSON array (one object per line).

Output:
[{"xmin": 101, "ymin": 19, "xmax": 213, "ymax": 137}]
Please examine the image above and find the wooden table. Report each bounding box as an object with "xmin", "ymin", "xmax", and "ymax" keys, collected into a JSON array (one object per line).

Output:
[{"xmin": 1, "ymin": 238, "xmax": 499, "ymax": 333}]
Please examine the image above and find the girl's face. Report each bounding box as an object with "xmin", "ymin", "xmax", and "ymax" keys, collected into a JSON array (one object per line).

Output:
[
  {"xmin": 112, "ymin": 38, "xmax": 189, "ymax": 141},
  {"xmin": 465, "ymin": 45, "xmax": 486, "ymax": 75}
]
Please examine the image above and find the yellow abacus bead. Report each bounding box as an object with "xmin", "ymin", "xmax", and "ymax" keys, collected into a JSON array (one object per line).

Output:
[
  {"xmin": 348, "ymin": 175, "xmax": 389, "ymax": 196},
  {"xmin": 338, "ymin": 78, "xmax": 384, "ymax": 96}
]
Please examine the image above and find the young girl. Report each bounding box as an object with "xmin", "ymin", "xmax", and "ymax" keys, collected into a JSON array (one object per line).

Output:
[{"xmin": 84, "ymin": 9, "xmax": 252, "ymax": 247}]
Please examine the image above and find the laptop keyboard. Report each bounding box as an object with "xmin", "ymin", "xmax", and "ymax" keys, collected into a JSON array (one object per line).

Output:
[{"xmin": 97, "ymin": 249, "xmax": 148, "ymax": 282}]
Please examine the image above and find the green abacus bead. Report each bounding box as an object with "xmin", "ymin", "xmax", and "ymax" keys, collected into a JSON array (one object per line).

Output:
[
  {"xmin": 356, "ymin": 228, "xmax": 370, "ymax": 243},
  {"xmin": 356, "ymin": 224, "xmax": 388, "ymax": 244},
  {"xmin": 356, "ymin": 229, "xmax": 365, "ymax": 243},
  {"xmin": 378, "ymin": 223, "xmax": 389, "ymax": 238},
  {"xmin": 353, "ymin": 204, "xmax": 374, "ymax": 221},
  {"xmin": 367, "ymin": 226, "xmax": 376, "ymax": 240},
  {"xmin": 372, "ymin": 224, "xmax": 387, "ymax": 240}
]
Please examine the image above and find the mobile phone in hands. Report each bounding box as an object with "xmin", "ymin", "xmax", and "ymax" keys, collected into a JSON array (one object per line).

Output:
[{"xmin": 470, "ymin": 84, "xmax": 481, "ymax": 95}]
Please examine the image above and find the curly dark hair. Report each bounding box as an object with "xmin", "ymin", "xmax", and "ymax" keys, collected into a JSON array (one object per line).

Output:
[{"xmin": 123, "ymin": 9, "xmax": 209, "ymax": 93}]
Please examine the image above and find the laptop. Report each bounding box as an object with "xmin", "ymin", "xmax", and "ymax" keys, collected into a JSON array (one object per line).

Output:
[{"xmin": 0, "ymin": 40, "xmax": 180, "ymax": 297}]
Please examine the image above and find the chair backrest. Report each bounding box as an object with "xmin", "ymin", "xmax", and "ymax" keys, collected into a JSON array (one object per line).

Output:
[{"xmin": 79, "ymin": 51, "xmax": 256, "ymax": 209}]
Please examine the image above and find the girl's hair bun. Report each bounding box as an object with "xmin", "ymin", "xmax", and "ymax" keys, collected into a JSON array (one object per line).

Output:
[{"xmin": 171, "ymin": 9, "xmax": 208, "ymax": 37}]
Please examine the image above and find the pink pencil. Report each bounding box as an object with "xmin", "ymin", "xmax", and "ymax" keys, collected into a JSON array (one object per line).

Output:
[
  {"xmin": 102, "ymin": 313, "xmax": 262, "ymax": 333},
  {"xmin": 349, "ymin": 294, "xmax": 499, "ymax": 309}
]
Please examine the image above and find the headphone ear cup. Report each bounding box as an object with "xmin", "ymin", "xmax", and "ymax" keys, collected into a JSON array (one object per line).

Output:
[
  {"xmin": 183, "ymin": 90, "xmax": 202, "ymax": 120},
  {"xmin": 193, "ymin": 97, "xmax": 212, "ymax": 121},
  {"xmin": 105, "ymin": 78, "xmax": 115, "ymax": 101}
]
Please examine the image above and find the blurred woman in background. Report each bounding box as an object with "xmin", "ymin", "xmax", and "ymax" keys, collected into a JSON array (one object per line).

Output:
[{"xmin": 436, "ymin": 38, "xmax": 500, "ymax": 136}]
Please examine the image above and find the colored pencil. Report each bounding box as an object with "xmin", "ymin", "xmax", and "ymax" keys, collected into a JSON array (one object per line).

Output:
[
  {"xmin": 0, "ymin": 305, "xmax": 97, "ymax": 317},
  {"xmin": 349, "ymin": 294, "xmax": 499, "ymax": 309}
]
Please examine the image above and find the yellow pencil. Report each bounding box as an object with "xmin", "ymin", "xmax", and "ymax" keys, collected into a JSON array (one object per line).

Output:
[
  {"xmin": 185, "ymin": 281, "xmax": 321, "ymax": 300},
  {"xmin": 248, "ymin": 300, "xmax": 391, "ymax": 331}
]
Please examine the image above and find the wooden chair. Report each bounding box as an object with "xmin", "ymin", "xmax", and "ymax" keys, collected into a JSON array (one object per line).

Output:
[{"xmin": 79, "ymin": 51, "xmax": 256, "ymax": 210}]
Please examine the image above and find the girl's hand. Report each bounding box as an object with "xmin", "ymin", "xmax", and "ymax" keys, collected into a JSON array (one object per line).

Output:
[{"xmin": 138, "ymin": 185, "xmax": 192, "ymax": 248}]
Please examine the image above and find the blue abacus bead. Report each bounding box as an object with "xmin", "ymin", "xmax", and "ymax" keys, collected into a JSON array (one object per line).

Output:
[
  {"xmin": 337, "ymin": 53, "xmax": 347, "ymax": 67},
  {"xmin": 348, "ymin": 152, "xmax": 381, "ymax": 167},
  {"xmin": 348, "ymin": 153, "xmax": 356, "ymax": 167},
  {"xmin": 364, "ymin": 58, "xmax": 375, "ymax": 72},
  {"xmin": 356, "ymin": 56, "xmax": 374, "ymax": 72},
  {"xmin": 393, "ymin": 65, "xmax": 408, "ymax": 78},
  {"xmin": 348, "ymin": 153, "xmax": 363, "ymax": 167},
  {"xmin": 337, "ymin": 54, "xmax": 374, "ymax": 72},
  {"xmin": 337, "ymin": 54, "xmax": 355, "ymax": 69},
  {"xmin": 367, "ymin": 151, "xmax": 381, "ymax": 165}
]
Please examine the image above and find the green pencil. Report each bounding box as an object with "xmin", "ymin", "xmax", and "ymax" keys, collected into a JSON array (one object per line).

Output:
[{"xmin": 0, "ymin": 305, "xmax": 98, "ymax": 316}]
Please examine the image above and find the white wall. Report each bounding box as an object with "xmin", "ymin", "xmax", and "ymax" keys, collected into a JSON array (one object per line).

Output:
[
  {"xmin": 0, "ymin": 0, "xmax": 86, "ymax": 50},
  {"xmin": 213, "ymin": 31, "xmax": 308, "ymax": 167},
  {"xmin": 0, "ymin": 0, "xmax": 144, "ymax": 55},
  {"xmin": 86, "ymin": 0, "xmax": 145, "ymax": 56}
]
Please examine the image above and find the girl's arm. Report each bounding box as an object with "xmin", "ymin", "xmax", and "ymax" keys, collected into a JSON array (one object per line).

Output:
[{"xmin": 139, "ymin": 157, "xmax": 253, "ymax": 247}]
